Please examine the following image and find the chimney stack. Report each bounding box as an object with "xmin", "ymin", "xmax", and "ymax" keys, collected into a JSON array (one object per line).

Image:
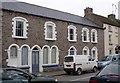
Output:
[
  {"xmin": 84, "ymin": 7, "xmax": 93, "ymax": 17},
  {"xmin": 108, "ymin": 14, "xmax": 116, "ymax": 19}
]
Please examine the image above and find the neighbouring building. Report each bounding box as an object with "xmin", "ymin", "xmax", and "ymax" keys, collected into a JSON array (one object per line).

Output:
[
  {"xmin": 1, "ymin": 1, "xmax": 104, "ymax": 73},
  {"xmin": 84, "ymin": 7, "xmax": 120, "ymax": 56}
]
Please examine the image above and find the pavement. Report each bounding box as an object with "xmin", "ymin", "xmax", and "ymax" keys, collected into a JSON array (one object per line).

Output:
[{"xmin": 40, "ymin": 70, "xmax": 65, "ymax": 76}]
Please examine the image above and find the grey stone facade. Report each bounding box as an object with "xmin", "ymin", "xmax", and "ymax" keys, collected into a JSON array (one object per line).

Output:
[{"xmin": 2, "ymin": 10, "xmax": 104, "ymax": 64}]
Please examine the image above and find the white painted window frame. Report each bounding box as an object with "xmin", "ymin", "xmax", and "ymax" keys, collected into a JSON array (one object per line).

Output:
[
  {"xmin": 44, "ymin": 21, "xmax": 57, "ymax": 40},
  {"xmin": 91, "ymin": 47, "xmax": 98, "ymax": 60},
  {"xmin": 12, "ymin": 17, "xmax": 28, "ymax": 39},
  {"xmin": 67, "ymin": 25, "xmax": 77, "ymax": 42},
  {"xmin": 81, "ymin": 28, "xmax": 89, "ymax": 42},
  {"xmin": 42, "ymin": 45, "xmax": 59, "ymax": 66},
  {"xmin": 82, "ymin": 46, "xmax": 89, "ymax": 55},
  {"xmin": 68, "ymin": 46, "xmax": 77, "ymax": 55},
  {"xmin": 91, "ymin": 29, "xmax": 98, "ymax": 43}
]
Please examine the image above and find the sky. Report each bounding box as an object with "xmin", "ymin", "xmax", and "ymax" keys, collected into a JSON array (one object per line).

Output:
[{"xmin": 3, "ymin": 0, "xmax": 120, "ymax": 18}]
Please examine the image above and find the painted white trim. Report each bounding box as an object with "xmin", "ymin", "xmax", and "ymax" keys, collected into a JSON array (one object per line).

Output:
[
  {"xmin": 82, "ymin": 46, "xmax": 90, "ymax": 55},
  {"xmin": 31, "ymin": 45, "xmax": 42, "ymax": 72},
  {"xmin": 20, "ymin": 44, "xmax": 30, "ymax": 68},
  {"xmin": 42, "ymin": 45, "xmax": 51, "ymax": 65},
  {"xmin": 44, "ymin": 21, "xmax": 57, "ymax": 40},
  {"xmin": 67, "ymin": 25, "xmax": 77, "ymax": 42},
  {"xmin": 81, "ymin": 28, "xmax": 90, "ymax": 42},
  {"xmin": 12, "ymin": 17, "xmax": 28, "ymax": 39},
  {"xmin": 68, "ymin": 46, "xmax": 77, "ymax": 55},
  {"xmin": 51, "ymin": 45, "xmax": 59, "ymax": 64},
  {"xmin": 91, "ymin": 47, "xmax": 98, "ymax": 61},
  {"xmin": 7, "ymin": 44, "xmax": 20, "ymax": 67},
  {"xmin": 91, "ymin": 29, "xmax": 98, "ymax": 43}
]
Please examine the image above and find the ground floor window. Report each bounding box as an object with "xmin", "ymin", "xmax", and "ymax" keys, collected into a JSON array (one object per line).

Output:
[
  {"xmin": 43, "ymin": 46, "xmax": 49, "ymax": 64},
  {"xmin": 21, "ymin": 46, "xmax": 28, "ymax": 65},
  {"xmin": 82, "ymin": 46, "xmax": 89, "ymax": 55}
]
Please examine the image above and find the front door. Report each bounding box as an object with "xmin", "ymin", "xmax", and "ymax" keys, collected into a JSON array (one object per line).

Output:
[{"xmin": 32, "ymin": 50, "xmax": 39, "ymax": 72}]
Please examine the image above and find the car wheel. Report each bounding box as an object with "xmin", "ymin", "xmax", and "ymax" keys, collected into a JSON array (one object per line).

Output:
[
  {"xmin": 77, "ymin": 68, "xmax": 82, "ymax": 75},
  {"xmin": 93, "ymin": 67, "xmax": 97, "ymax": 72}
]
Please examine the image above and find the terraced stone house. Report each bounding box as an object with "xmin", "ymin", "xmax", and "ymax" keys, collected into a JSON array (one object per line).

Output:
[{"xmin": 0, "ymin": 1, "xmax": 104, "ymax": 73}]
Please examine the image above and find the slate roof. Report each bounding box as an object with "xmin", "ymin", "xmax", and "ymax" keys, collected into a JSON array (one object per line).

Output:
[
  {"xmin": 91, "ymin": 14, "xmax": 120, "ymax": 27},
  {"xmin": 1, "ymin": 1, "xmax": 102, "ymax": 28}
]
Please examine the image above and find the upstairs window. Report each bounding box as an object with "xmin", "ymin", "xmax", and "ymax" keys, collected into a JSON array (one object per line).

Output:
[
  {"xmin": 109, "ymin": 35, "xmax": 112, "ymax": 45},
  {"xmin": 67, "ymin": 25, "xmax": 77, "ymax": 42},
  {"xmin": 82, "ymin": 28, "xmax": 89, "ymax": 42},
  {"xmin": 12, "ymin": 17, "xmax": 28, "ymax": 39},
  {"xmin": 44, "ymin": 21, "xmax": 57, "ymax": 40},
  {"xmin": 91, "ymin": 29, "xmax": 98, "ymax": 43},
  {"xmin": 108, "ymin": 25, "xmax": 112, "ymax": 32}
]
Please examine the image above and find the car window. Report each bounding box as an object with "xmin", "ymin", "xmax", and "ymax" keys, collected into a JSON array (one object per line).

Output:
[
  {"xmin": 5, "ymin": 69, "xmax": 29, "ymax": 80},
  {"xmin": 105, "ymin": 56, "xmax": 112, "ymax": 61},
  {"xmin": 65, "ymin": 57, "xmax": 73, "ymax": 62},
  {"xmin": 98, "ymin": 63, "xmax": 119, "ymax": 76}
]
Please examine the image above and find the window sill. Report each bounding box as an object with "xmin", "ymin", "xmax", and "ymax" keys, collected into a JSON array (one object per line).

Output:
[
  {"xmin": 12, "ymin": 36, "xmax": 27, "ymax": 39},
  {"xmin": 82, "ymin": 41, "xmax": 90, "ymax": 43},
  {"xmin": 91, "ymin": 41, "xmax": 98, "ymax": 44},
  {"xmin": 45, "ymin": 38, "xmax": 57, "ymax": 41},
  {"xmin": 68, "ymin": 40, "xmax": 77, "ymax": 42}
]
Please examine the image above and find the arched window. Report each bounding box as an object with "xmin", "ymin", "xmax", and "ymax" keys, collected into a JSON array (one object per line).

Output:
[
  {"xmin": 51, "ymin": 46, "xmax": 59, "ymax": 64},
  {"xmin": 67, "ymin": 25, "xmax": 77, "ymax": 42},
  {"xmin": 91, "ymin": 29, "xmax": 97, "ymax": 43},
  {"xmin": 10, "ymin": 46, "xmax": 18, "ymax": 58},
  {"xmin": 8, "ymin": 44, "xmax": 19, "ymax": 67},
  {"xmin": 44, "ymin": 21, "xmax": 57, "ymax": 40},
  {"xmin": 68, "ymin": 46, "xmax": 77, "ymax": 55},
  {"xmin": 82, "ymin": 28, "xmax": 89, "ymax": 42},
  {"xmin": 43, "ymin": 46, "xmax": 49, "ymax": 64},
  {"xmin": 21, "ymin": 46, "xmax": 28, "ymax": 65},
  {"xmin": 82, "ymin": 46, "xmax": 89, "ymax": 55},
  {"xmin": 51, "ymin": 47, "xmax": 56, "ymax": 63},
  {"xmin": 91, "ymin": 47, "xmax": 98, "ymax": 60},
  {"xmin": 12, "ymin": 17, "xmax": 28, "ymax": 39}
]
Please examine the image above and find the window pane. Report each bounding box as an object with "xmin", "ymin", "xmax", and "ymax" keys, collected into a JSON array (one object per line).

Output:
[
  {"xmin": 84, "ymin": 50, "xmax": 87, "ymax": 55},
  {"xmin": 92, "ymin": 32, "xmax": 95, "ymax": 41},
  {"xmin": 70, "ymin": 29, "xmax": 74, "ymax": 40},
  {"xmin": 43, "ymin": 47, "xmax": 48, "ymax": 64},
  {"xmin": 16, "ymin": 21, "xmax": 24, "ymax": 36},
  {"xmin": 92, "ymin": 50, "xmax": 96, "ymax": 59},
  {"xmin": 10, "ymin": 46, "xmax": 17, "ymax": 58},
  {"xmin": 70, "ymin": 48, "xmax": 75, "ymax": 55},
  {"xmin": 83, "ymin": 31, "xmax": 87, "ymax": 41},
  {"xmin": 22, "ymin": 47, "xmax": 28, "ymax": 65},
  {"xmin": 51, "ymin": 48, "xmax": 56, "ymax": 63},
  {"xmin": 47, "ymin": 25, "xmax": 53, "ymax": 38}
]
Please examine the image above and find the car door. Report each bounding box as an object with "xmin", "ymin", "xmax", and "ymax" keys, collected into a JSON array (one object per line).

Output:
[{"xmin": 4, "ymin": 69, "xmax": 29, "ymax": 83}]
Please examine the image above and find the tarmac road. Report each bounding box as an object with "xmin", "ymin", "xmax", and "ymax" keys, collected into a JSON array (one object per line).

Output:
[{"xmin": 54, "ymin": 71, "xmax": 98, "ymax": 83}]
